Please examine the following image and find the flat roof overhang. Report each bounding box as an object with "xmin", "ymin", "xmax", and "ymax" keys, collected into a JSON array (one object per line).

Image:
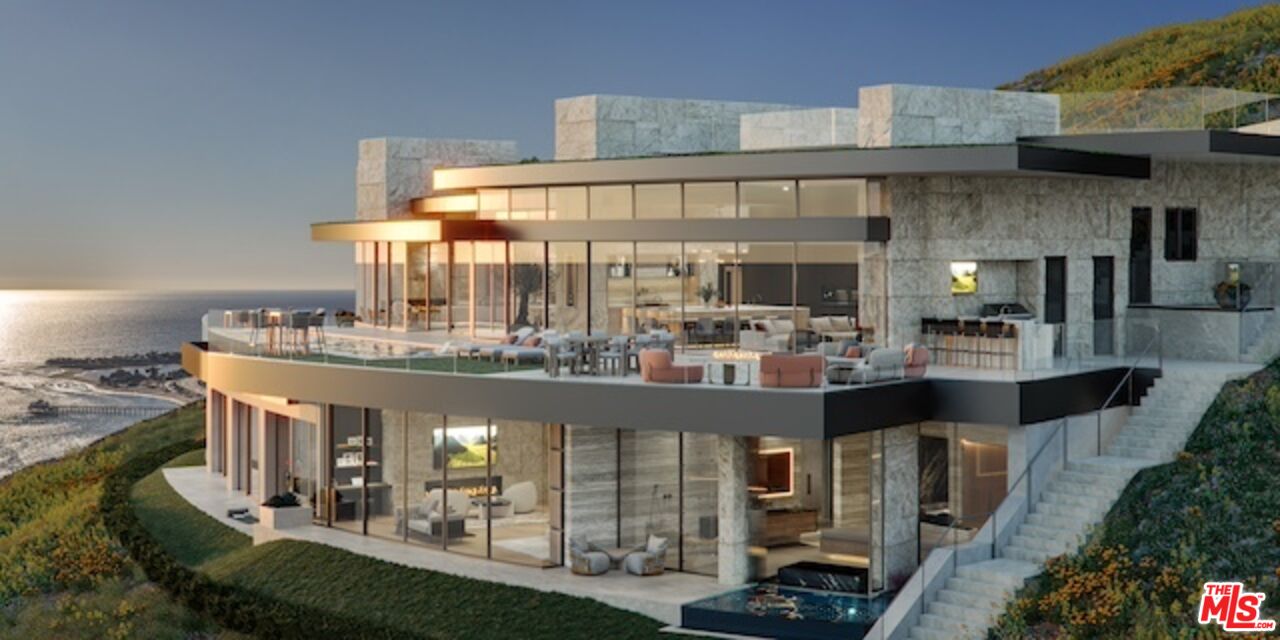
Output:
[
  {"xmin": 184, "ymin": 343, "xmax": 1156, "ymax": 438},
  {"xmin": 431, "ymin": 144, "xmax": 1150, "ymax": 190},
  {"xmin": 1021, "ymin": 130, "xmax": 1280, "ymax": 163},
  {"xmin": 312, "ymin": 216, "xmax": 892, "ymax": 244}
]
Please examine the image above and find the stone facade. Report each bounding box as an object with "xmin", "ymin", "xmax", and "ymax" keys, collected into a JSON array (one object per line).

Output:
[
  {"xmin": 875, "ymin": 160, "xmax": 1280, "ymax": 357},
  {"xmin": 555, "ymin": 95, "xmax": 802, "ymax": 161},
  {"xmin": 856, "ymin": 85, "xmax": 1059, "ymax": 148},
  {"xmin": 357, "ymin": 137, "xmax": 518, "ymax": 221},
  {"xmin": 739, "ymin": 108, "xmax": 858, "ymax": 150},
  {"xmin": 870, "ymin": 425, "xmax": 919, "ymax": 591},
  {"xmin": 717, "ymin": 435, "xmax": 751, "ymax": 585}
]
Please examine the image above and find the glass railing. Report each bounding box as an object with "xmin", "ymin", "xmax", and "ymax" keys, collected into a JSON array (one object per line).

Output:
[{"xmin": 1059, "ymin": 87, "xmax": 1280, "ymax": 134}]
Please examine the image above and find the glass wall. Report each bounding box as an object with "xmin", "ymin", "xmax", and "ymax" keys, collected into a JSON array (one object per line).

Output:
[
  {"xmin": 509, "ymin": 242, "xmax": 546, "ymax": 330},
  {"xmin": 330, "ymin": 406, "xmax": 367, "ymax": 535},
  {"xmin": 407, "ymin": 243, "xmax": 429, "ymax": 330},
  {"xmin": 451, "ymin": 242, "xmax": 472, "ymax": 333},
  {"xmin": 510, "ymin": 188, "xmax": 546, "ymax": 220},
  {"xmin": 739, "ymin": 180, "xmax": 796, "ymax": 218},
  {"xmin": 428, "ymin": 243, "xmax": 449, "ymax": 330},
  {"xmin": 798, "ymin": 242, "xmax": 861, "ymax": 333},
  {"xmin": 328, "ymin": 410, "xmax": 559, "ymax": 567},
  {"xmin": 683, "ymin": 243, "xmax": 736, "ymax": 349},
  {"xmin": 592, "ymin": 242, "xmax": 634, "ymax": 335},
  {"xmin": 633, "ymin": 243, "xmax": 684, "ymax": 335},
  {"xmin": 488, "ymin": 420, "xmax": 555, "ymax": 567},
  {"xmin": 800, "ymin": 179, "xmax": 867, "ymax": 217},
  {"xmin": 548, "ymin": 187, "xmax": 587, "ymax": 220},
  {"xmin": 684, "ymin": 182, "xmax": 735, "ymax": 218},
  {"xmin": 389, "ymin": 242, "xmax": 406, "ymax": 329},
  {"xmin": 405, "ymin": 412, "xmax": 445, "ymax": 550},
  {"xmin": 681, "ymin": 432, "xmax": 719, "ymax": 576},
  {"xmin": 737, "ymin": 243, "xmax": 797, "ymax": 351},
  {"xmin": 290, "ymin": 419, "xmax": 319, "ymax": 517},
  {"xmin": 473, "ymin": 242, "xmax": 507, "ymax": 337},
  {"xmin": 635, "ymin": 183, "xmax": 681, "ymax": 219},
  {"xmin": 589, "ymin": 185, "xmax": 633, "ymax": 220},
  {"xmin": 619, "ymin": 431, "xmax": 681, "ymax": 554},
  {"xmin": 548, "ymin": 242, "xmax": 588, "ymax": 333},
  {"xmin": 478, "ymin": 189, "xmax": 509, "ymax": 220}
]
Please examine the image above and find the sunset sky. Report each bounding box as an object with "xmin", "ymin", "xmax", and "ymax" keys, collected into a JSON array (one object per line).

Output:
[{"xmin": 0, "ymin": 0, "xmax": 1259, "ymax": 290}]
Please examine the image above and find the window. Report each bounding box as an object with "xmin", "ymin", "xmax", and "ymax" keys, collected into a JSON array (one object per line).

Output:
[
  {"xmin": 799, "ymin": 179, "xmax": 867, "ymax": 217},
  {"xmin": 949, "ymin": 261, "xmax": 978, "ymax": 295},
  {"xmin": 588, "ymin": 185, "xmax": 632, "ymax": 219},
  {"xmin": 1164, "ymin": 207, "xmax": 1197, "ymax": 262}
]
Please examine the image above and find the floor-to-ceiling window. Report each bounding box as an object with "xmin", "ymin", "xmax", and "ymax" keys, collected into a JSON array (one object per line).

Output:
[
  {"xmin": 407, "ymin": 243, "xmax": 429, "ymax": 330},
  {"xmin": 738, "ymin": 242, "xmax": 797, "ymax": 351},
  {"xmin": 548, "ymin": 242, "xmax": 588, "ymax": 333},
  {"xmin": 330, "ymin": 406, "xmax": 367, "ymax": 535},
  {"xmin": 633, "ymin": 242, "xmax": 683, "ymax": 335},
  {"xmin": 592, "ymin": 242, "xmax": 634, "ymax": 336},
  {"xmin": 680, "ymin": 432, "xmax": 719, "ymax": 576},
  {"xmin": 619, "ymin": 431, "xmax": 680, "ymax": 551},
  {"xmin": 473, "ymin": 242, "xmax": 507, "ymax": 337},
  {"xmin": 428, "ymin": 243, "xmax": 449, "ymax": 331},
  {"xmin": 509, "ymin": 242, "xmax": 546, "ymax": 331},
  {"xmin": 452, "ymin": 242, "xmax": 473, "ymax": 334},
  {"xmin": 683, "ymin": 243, "xmax": 736, "ymax": 349},
  {"xmin": 290, "ymin": 418, "xmax": 319, "ymax": 517},
  {"xmin": 798, "ymin": 242, "xmax": 861, "ymax": 345}
]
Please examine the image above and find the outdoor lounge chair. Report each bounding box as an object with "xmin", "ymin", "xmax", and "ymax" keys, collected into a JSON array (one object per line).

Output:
[
  {"xmin": 759, "ymin": 354, "xmax": 825, "ymax": 388},
  {"xmin": 570, "ymin": 537, "xmax": 610, "ymax": 576},
  {"xmin": 639, "ymin": 349, "xmax": 702, "ymax": 384},
  {"xmin": 624, "ymin": 535, "xmax": 669, "ymax": 576}
]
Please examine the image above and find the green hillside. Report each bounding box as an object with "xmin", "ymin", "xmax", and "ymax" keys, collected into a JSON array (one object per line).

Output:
[{"xmin": 1002, "ymin": 5, "xmax": 1280, "ymax": 93}]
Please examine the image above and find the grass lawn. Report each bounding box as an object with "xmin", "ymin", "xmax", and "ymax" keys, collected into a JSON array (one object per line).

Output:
[
  {"xmin": 993, "ymin": 360, "xmax": 1280, "ymax": 639},
  {"xmin": 130, "ymin": 448, "xmax": 667, "ymax": 640}
]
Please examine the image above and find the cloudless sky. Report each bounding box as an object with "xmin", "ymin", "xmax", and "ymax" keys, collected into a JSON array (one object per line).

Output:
[{"xmin": 0, "ymin": 0, "xmax": 1263, "ymax": 289}]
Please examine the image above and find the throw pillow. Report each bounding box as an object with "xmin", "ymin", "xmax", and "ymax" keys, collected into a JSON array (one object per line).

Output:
[
  {"xmin": 844, "ymin": 346, "xmax": 861, "ymax": 358},
  {"xmin": 647, "ymin": 534, "xmax": 668, "ymax": 554},
  {"xmin": 523, "ymin": 335, "xmax": 542, "ymax": 347}
]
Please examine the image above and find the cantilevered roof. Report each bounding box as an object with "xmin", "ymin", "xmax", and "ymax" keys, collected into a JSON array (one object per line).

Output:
[
  {"xmin": 1021, "ymin": 130, "xmax": 1280, "ymax": 162},
  {"xmin": 432, "ymin": 143, "xmax": 1149, "ymax": 190}
]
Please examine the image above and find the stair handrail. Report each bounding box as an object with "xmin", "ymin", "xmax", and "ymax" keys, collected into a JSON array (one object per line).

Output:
[{"xmin": 1093, "ymin": 322, "xmax": 1162, "ymax": 457}]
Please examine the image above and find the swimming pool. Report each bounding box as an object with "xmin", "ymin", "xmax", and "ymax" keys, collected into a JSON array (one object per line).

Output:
[{"xmin": 681, "ymin": 584, "xmax": 892, "ymax": 640}]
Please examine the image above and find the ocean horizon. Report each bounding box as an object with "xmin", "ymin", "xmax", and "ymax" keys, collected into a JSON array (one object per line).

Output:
[{"xmin": 0, "ymin": 289, "xmax": 353, "ymax": 477}]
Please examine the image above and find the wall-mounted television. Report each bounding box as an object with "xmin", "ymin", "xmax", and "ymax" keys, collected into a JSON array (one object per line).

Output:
[{"xmin": 432, "ymin": 425, "xmax": 496, "ymax": 469}]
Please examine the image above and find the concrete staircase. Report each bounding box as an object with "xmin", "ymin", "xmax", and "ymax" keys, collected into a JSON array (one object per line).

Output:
[
  {"xmin": 907, "ymin": 367, "xmax": 1240, "ymax": 640},
  {"xmin": 1244, "ymin": 311, "xmax": 1280, "ymax": 364}
]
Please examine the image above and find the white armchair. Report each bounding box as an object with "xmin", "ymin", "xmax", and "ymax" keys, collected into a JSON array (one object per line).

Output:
[
  {"xmin": 740, "ymin": 319, "xmax": 794, "ymax": 352},
  {"xmin": 503, "ymin": 481, "xmax": 538, "ymax": 514}
]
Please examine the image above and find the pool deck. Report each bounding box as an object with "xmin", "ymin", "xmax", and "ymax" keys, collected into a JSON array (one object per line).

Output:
[{"xmin": 162, "ymin": 466, "xmax": 736, "ymax": 626}]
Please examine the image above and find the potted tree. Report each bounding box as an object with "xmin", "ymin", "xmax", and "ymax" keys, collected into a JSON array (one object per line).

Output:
[
  {"xmin": 259, "ymin": 492, "xmax": 310, "ymax": 530},
  {"xmin": 1213, "ymin": 280, "xmax": 1251, "ymax": 309}
]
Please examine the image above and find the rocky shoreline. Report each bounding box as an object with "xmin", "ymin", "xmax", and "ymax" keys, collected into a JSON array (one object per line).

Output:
[{"xmin": 46, "ymin": 351, "xmax": 182, "ymax": 370}]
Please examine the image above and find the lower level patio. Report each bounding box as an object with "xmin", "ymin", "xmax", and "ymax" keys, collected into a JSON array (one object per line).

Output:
[{"xmin": 162, "ymin": 466, "xmax": 734, "ymax": 626}]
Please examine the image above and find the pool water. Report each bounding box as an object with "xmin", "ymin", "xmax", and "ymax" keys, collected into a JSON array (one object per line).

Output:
[{"xmin": 681, "ymin": 584, "xmax": 892, "ymax": 640}]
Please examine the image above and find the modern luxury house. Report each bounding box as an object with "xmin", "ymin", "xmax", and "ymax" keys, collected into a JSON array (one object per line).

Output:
[{"xmin": 180, "ymin": 84, "xmax": 1280, "ymax": 639}]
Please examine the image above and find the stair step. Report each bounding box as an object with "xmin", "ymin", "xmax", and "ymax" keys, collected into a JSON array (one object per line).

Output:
[
  {"xmin": 911, "ymin": 619, "xmax": 984, "ymax": 640},
  {"xmin": 1123, "ymin": 425, "xmax": 1191, "ymax": 440},
  {"xmin": 1035, "ymin": 500, "xmax": 1104, "ymax": 519},
  {"xmin": 1025, "ymin": 512, "xmax": 1089, "ymax": 531},
  {"xmin": 927, "ymin": 600, "xmax": 998, "ymax": 625},
  {"xmin": 1003, "ymin": 544, "xmax": 1057, "ymax": 564},
  {"xmin": 936, "ymin": 586, "xmax": 1008, "ymax": 610},
  {"xmin": 1110, "ymin": 435, "xmax": 1182, "ymax": 451},
  {"xmin": 917, "ymin": 612, "xmax": 985, "ymax": 635},
  {"xmin": 1107, "ymin": 445, "xmax": 1170, "ymax": 461},
  {"xmin": 1047, "ymin": 478, "xmax": 1121, "ymax": 498},
  {"xmin": 1017, "ymin": 523, "xmax": 1085, "ymax": 546},
  {"xmin": 1010, "ymin": 533, "xmax": 1073, "ymax": 554},
  {"xmin": 1040, "ymin": 490, "xmax": 1109, "ymax": 509},
  {"xmin": 1067, "ymin": 457, "xmax": 1151, "ymax": 476},
  {"xmin": 1055, "ymin": 470, "xmax": 1128, "ymax": 488},
  {"xmin": 955, "ymin": 559, "xmax": 1039, "ymax": 588}
]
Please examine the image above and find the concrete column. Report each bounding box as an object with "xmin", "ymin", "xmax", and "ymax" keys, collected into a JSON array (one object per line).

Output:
[
  {"xmin": 227, "ymin": 400, "xmax": 241, "ymax": 493},
  {"xmin": 717, "ymin": 435, "xmax": 751, "ymax": 585},
  {"xmin": 871, "ymin": 424, "xmax": 919, "ymax": 590},
  {"xmin": 205, "ymin": 388, "xmax": 217, "ymax": 474},
  {"xmin": 252, "ymin": 406, "xmax": 269, "ymax": 503}
]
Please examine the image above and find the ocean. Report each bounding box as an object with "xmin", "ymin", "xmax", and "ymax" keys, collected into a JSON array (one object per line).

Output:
[{"xmin": 0, "ymin": 290, "xmax": 352, "ymax": 478}]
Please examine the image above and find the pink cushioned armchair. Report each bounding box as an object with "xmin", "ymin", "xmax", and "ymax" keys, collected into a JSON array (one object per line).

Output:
[
  {"xmin": 639, "ymin": 349, "xmax": 703, "ymax": 384},
  {"xmin": 904, "ymin": 343, "xmax": 930, "ymax": 378},
  {"xmin": 759, "ymin": 354, "xmax": 825, "ymax": 388}
]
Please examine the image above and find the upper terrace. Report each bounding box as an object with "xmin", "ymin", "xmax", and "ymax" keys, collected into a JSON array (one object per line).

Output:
[{"xmin": 192, "ymin": 312, "xmax": 1161, "ymax": 440}]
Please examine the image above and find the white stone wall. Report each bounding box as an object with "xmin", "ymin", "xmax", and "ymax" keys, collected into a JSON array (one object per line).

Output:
[
  {"xmin": 878, "ymin": 160, "xmax": 1280, "ymax": 357},
  {"xmin": 555, "ymin": 95, "xmax": 803, "ymax": 161},
  {"xmin": 356, "ymin": 137, "xmax": 518, "ymax": 221},
  {"xmin": 739, "ymin": 108, "xmax": 858, "ymax": 150},
  {"xmin": 856, "ymin": 85, "xmax": 1060, "ymax": 148}
]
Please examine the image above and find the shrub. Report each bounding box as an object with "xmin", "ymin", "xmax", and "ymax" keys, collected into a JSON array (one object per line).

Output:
[{"xmin": 261, "ymin": 493, "xmax": 300, "ymax": 509}]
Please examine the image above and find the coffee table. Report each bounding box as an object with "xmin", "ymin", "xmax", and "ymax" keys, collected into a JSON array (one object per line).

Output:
[
  {"xmin": 603, "ymin": 546, "xmax": 634, "ymax": 568},
  {"xmin": 473, "ymin": 497, "xmax": 513, "ymax": 519}
]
